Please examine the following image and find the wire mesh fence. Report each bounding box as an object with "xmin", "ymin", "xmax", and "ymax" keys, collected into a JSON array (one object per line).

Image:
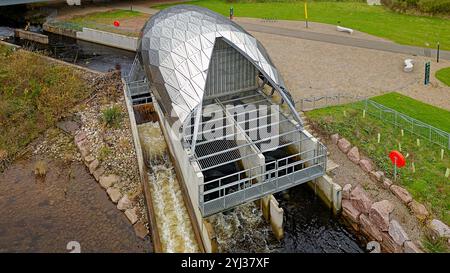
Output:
[
  {"xmin": 298, "ymin": 93, "xmax": 449, "ymax": 149},
  {"xmin": 363, "ymin": 100, "xmax": 450, "ymax": 150}
]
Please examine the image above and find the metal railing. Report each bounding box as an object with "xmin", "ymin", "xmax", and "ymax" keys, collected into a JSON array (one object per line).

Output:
[
  {"xmin": 198, "ymin": 142, "xmax": 327, "ymax": 216},
  {"xmin": 297, "ymin": 93, "xmax": 367, "ymax": 111},
  {"xmin": 363, "ymin": 100, "xmax": 450, "ymax": 150}
]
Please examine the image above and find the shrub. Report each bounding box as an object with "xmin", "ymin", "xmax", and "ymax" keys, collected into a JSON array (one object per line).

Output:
[
  {"xmin": 34, "ymin": 160, "xmax": 47, "ymax": 177},
  {"xmin": 102, "ymin": 105, "xmax": 122, "ymax": 128}
]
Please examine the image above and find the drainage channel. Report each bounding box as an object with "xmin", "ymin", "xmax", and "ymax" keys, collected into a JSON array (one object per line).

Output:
[{"xmin": 136, "ymin": 118, "xmax": 199, "ymax": 253}]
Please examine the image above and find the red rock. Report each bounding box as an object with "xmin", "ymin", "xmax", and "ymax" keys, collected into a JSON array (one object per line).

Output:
[
  {"xmin": 342, "ymin": 184, "xmax": 352, "ymax": 200},
  {"xmin": 369, "ymin": 171, "xmax": 384, "ymax": 183},
  {"xmin": 428, "ymin": 219, "xmax": 450, "ymax": 239},
  {"xmin": 369, "ymin": 200, "xmax": 394, "ymax": 232},
  {"xmin": 331, "ymin": 133, "xmax": 340, "ymax": 145},
  {"xmin": 342, "ymin": 199, "xmax": 361, "ymax": 223},
  {"xmin": 360, "ymin": 214, "xmax": 383, "ymax": 242},
  {"xmin": 380, "ymin": 232, "xmax": 403, "ymax": 253},
  {"xmin": 74, "ymin": 131, "xmax": 87, "ymax": 144},
  {"xmin": 388, "ymin": 220, "xmax": 409, "ymax": 246},
  {"xmin": 350, "ymin": 185, "xmax": 372, "ymax": 214},
  {"xmin": 338, "ymin": 138, "xmax": 352, "ymax": 153},
  {"xmin": 390, "ymin": 185, "xmax": 412, "ymax": 204},
  {"xmin": 88, "ymin": 159, "xmax": 99, "ymax": 174},
  {"xmin": 403, "ymin": 241, "xmax": 423, "ymax": 253},
  {"xmin": 359, "ymin": 159, "xmax": 373, "ymax": 173},
  {"xmin": 347, "ymin": 146, "xmax": 360, "ymax": 164},
  {"xmin": 382, "ymin": 177, "xmax": 393, "ymax": 189},
  {"xmin": 408, "ymin": 200, "xmax": 429, "ymax": 222},
  {"xmin": 134, "ymin": 222, "xmax": 149, "ymax": 239}
]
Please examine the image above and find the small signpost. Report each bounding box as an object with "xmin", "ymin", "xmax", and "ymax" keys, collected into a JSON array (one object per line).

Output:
[
  {"xmin": 389, "ymin": 150, "xmax": 406, "ymax": 181},
  {"xmin": 424, "ymin": 61, "xmax": 431, "ymax": 85}
]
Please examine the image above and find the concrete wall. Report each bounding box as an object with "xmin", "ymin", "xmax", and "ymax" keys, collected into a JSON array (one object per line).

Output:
[
  {"xmin": 122, "ymin": 84, "xmax": 163, "ymax": 252},
  {"xmin": 152, "ymin": 96, "xmax": 213, "ymax": 253},
  {"xmin": 15, "ymin": 29, "xmax": 48, "ymax": 44},
  {"xmin": 308, "ymin": 175, "xmax": 342, "ymax": 214},
  {"xmin": 76, "ymin": 28, "xmax": 138, "ymax": 52}
]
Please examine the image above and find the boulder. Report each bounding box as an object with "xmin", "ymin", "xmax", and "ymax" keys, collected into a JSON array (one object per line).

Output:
[
  {"xmin": 134, "ymin": 222, "xmax": 149, "ymax": 239},
  {"xmin": 88, "ymin": 159, "xmax": 99, "ymax": 174},
  {"xmin": 342, "ymin": 184, "xmax": 352, "ymax": 200},
  {"xmin": 125, "ymin": 207, "xmax": 139, "ymax": 225},
  {"xmin": 369, "ymin": 171, "xmax": 384, "ymax": 183},
  {"xmin": 99, "ymin": 174, "xmax": 120, "ymax": 189},
  {"xmin": 388, "ymin": 220, "xmax": 409, "ymax": 246},
  {"xmin": 428, "ymin": 219, "xmax": 450, "ymax": 239},
  {"xmin": 77, "ymin": 141, "xmax": 90, "ymax": 158},
  {"xmin": 117, "ymin": 195, "xmax": 133, "ymax": 211},
  {"xmin": 84, "ymin": 154, "xmax": 95, "ymax": 164},
  {"xmin": 347, "ymin": 146, "xmax": 360, "ymax": 164},
  {"xmin": 350, "ymin": 185, "xmax": 372, "ymax": 214},
  {"xmin": 403, "ymin": 241, "xmax": 423, "ymax": 253},
  {"xmin": 360, "ymin": 214, "xmax": 383, "ymax": 242},
  {"xmin": 390, "ymin": 185, "xmax": 412, "ymax": 204},
  {"xmin": 408, "ymin": 200, "xmax": 429, "ymax": 222},
  {"xmin": 380, "ymin": 231, "xmax": 403, "ymax": 253},
  {"xmin": 331, "ymin": 133, "xmax": 340, "ymax": 145},
  {"xmin": 382, "ymin": 177, "xmax": 393, "ymax": 189},
  {"xmin": 338, "ymin": 138, "xmax": 352, "ymax": 153},
  {"xmin": 359, "ymin": 159, "xmax": 373, "ymax": 173},
  {"xmin": 93, "ymin": 167, "xmax": 105, "ymax": 181},
  {"xmin": 107, "ymin": 187, "xmax": 122, "ymax": 203},
  {"xmin": 369, "ymin": 200, "xmax": 394, "ymax": 231},
  {"xmin": 74, "ymin": 131, "xmax": 87, "ymax": 144},
  {"xmin": 342, "ymin": 199, "xmax": 361, "ymax": 223}
]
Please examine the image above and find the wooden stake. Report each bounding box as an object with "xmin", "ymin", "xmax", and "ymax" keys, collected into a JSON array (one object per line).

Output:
[
  {"xmin": 441, "ymin": 149, "xmax": 444, "ymax": 160},
  {"xmin": 401, "ymin": 129, "xmax": 404, "ymax": 137},
  {"xmin": 445, "ymin": 168, "xmax": 450, "ymax": 178},
  {"xmin": 412, "ymin": 162, "xmax": 415, "ymax": 173},
  {"xmin": 417, "ymin": 139, "xmax": 420, "ymax": 146},
  {"xmin": 343, "ymin": 110, "xmax": 347, "ymax": 117},
  {"xmin": 398, "ymin": 143, "xmax": 402, "ymax": 151},
  {"xmin": 363, "ymin": 110, "xmax": 366, "ymax": 118},
  {"xmin": 377, "ymin": 133, "xmax": 381, "ymax": 143}
]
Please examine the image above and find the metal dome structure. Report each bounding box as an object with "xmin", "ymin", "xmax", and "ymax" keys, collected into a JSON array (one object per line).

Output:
[{"xmin": 137, "ymin": 5, "xmax": 301, "ymax": 128}]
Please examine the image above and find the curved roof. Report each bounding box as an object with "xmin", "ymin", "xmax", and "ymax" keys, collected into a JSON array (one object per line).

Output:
[{"xmin": 138, "ymin": 5, "xmax": 288, "ymax": 124}]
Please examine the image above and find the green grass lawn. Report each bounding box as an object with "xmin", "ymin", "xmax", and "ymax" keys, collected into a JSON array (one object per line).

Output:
[
  {"xmin": 436, "ymin": 67, "xmax": 450, "ymax": 87},
  {"xmin": 371, "ymin": 92, "xmax": 450, "ymax": 132},
  {"xmin": 153, "ymin": 0, "xmax": 450, "ymax": 50},
  {"xmin": 0, "ymin": 45, "xmax": 91, "ymax": 170},
  {"xmin": 55, "ymin": 10, "xmax": 147, "ymax": 37},
  {"xmin": 306, "ymin": 102, "xmax": 450, "ymax": 225}
]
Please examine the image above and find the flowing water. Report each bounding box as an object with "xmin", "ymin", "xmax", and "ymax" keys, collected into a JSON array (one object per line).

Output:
[{"xmin": 138, "ymin": 122, "xmax": 199, "ymax": 253}]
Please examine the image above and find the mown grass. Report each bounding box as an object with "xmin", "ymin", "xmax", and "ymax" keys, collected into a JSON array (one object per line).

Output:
[
  {"xmin": 306, "ymin": 101, "xmax": 450, "ymax": 225},
  {"xmin": 0, "ymin": 44, "xmax": 91, "ymax": 170},
  {"xmin": 154, "ymin": 0, "xmax": 450, "ymax": 50},
  {"xmin": 371, "ymin": 92, "xmax": 450, "ymax": 132},
  {"xmin": 59, "ymin": 10, "xmax": 147, "ymax": 37},
  {"xmin": 436, "ymin": 66, "xmax": 450, "ymax": 86}
]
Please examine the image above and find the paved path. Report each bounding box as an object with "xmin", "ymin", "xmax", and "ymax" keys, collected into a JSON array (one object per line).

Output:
[
  {"xmin": 56, "ymin": 2, "xmax": 450, "ymax": 60},
  {"xmin": 240, "ymin": 22, "xmax": 450, "ymax": 60}
]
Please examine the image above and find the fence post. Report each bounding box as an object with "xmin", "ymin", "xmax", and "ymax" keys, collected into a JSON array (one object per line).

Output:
[{"xmin": 395, "ymin": 111, "xmax": 398, "ymax": 127}]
